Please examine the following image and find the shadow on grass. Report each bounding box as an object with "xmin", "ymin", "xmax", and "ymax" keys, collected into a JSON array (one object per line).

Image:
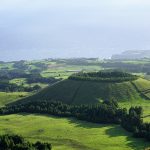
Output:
[
  {"xmin": 18, "ymin": 113, "xmax": 150, "ymax": 150},
  {"xmin": 105, "ymin": 126, "xmax": 150, "ymax": 150},
  {"xmin": 19, "ymin": 113, "xmax": 104, "ymax": 129},
  {"xmin": 68, "ymin": 118, "xmax": 150, "ymax": 150},
  {"xmin": 67, "ymin": 118, "xmax": 108, "ymax": 129}
]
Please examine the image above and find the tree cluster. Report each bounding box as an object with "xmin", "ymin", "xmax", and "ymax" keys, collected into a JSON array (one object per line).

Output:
[
  {"xmin": 69, "ymin": 71, "xmax": 138, "ymax": 82},
  {"xmin": 0, "ymin": 134, "xmax": 51, "ymax": 150},
  {"xmin": 0, "ymin": 70, "xmax": 58, "ymax": 85},
  {"xmin": 26, "ymin": 74, "xmax": 59, "ymax": 84},
  {"xmin": 0, "ymin": 100, "xmax": 121, "ymax": 124},
  {"xmin": 0, "ymin": 70, "xmax": 28, "ymax": 80},
  {"xmin": 121, "ymin": 107, "xmax": 150, "ymax": 141},
  {"xmin": 31, "ymin": 62, "xmax": 48, "ymax": 70},
  {"xmin": 0, "ymin": 80, "xmax": 41, "ymax": 92},
  {"xmin": 0, "ymin": 71, "xmax": 59, "ymax": 92},
  {"xmin": 13, "ymin": 60, "xmax": 29, "ymax": 70}
]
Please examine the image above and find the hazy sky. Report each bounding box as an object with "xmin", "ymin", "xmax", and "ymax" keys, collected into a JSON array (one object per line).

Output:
[{"xmin": 0, "ymin": 0, "xmax": 150, "ymax": 61}]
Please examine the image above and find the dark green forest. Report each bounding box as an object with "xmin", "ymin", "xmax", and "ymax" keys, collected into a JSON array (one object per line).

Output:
[
  {"xmin": 0, "ymin": 134, "xmax": 51, "ymax": 150},
  {"xmin": 69, "ymin": 71, "xmax": 138, "ymax": 82}
]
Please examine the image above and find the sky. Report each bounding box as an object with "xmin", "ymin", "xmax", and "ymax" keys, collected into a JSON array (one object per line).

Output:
[{"xmin": 0, "ymin": 0, "xmax": 150, "ymax": 61}]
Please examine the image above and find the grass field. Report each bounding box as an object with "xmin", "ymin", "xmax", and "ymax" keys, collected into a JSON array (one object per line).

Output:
[
  {"xmin": 10, "ymin": 78, "xmax": 48, "ymax": 88},
  {"xmin": 0, "ymin": 92, "xmax": 29, "ymax": 107},
  {"xmin": 41, "ymin": 65, "xmax": 101, "ymax": 79},
  {"xmin": 9, "ymin": 78, "xmax": 27, "ymax": 85},
  {"xmin": 0, "ymin": 114, "xmax": 149, "ymax": 150},
  {"xmin": 118, "ymin": 78, "xmax": 150, "ymax": 118},
  {"xmin": 132, "ymin": 78, "xmax": 150, "ymax": 99}
]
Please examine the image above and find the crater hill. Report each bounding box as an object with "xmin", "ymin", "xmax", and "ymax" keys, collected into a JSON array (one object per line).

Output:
[{"xmin": 14, "ymin": 71, "xmax": 150, "ymax": 105}]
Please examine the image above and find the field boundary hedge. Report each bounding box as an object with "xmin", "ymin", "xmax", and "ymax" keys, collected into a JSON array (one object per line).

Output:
[{"xmin": 69, "ymin": 71, "xmax": 138, "ymax": 82}]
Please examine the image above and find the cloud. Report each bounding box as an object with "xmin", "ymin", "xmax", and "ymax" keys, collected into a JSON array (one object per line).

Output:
[{"xmin": 0, "ymin": 0, "xmax": 150, "ymax": 61}]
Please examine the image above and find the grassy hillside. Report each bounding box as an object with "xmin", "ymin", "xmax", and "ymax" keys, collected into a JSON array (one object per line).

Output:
[
  {"xmin": 0, "ymin": 92, "xmax": 28, "ymax": 107},
  {"xmin": 0, "ymin": 114, "xmax": 149, "ymax": 150},
  {"xmin": 117, "ymin": 78, "xmax": 150, "ymax": 120},
  {"xmin": 16, "ymin": 78, "xmax": 147, "ymax": 105},
  {"xmin": 132, "ymin": 78, "xmax": 150, "ymax": 99}
]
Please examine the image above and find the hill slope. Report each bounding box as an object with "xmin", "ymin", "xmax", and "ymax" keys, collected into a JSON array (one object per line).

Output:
[
  {"xmin": 132, "ymin": 78, "xmax": 150, "ymax": 99},
  {"xmin": 13, "ymin": 77, "xmax": 150, "ymax": 105}
]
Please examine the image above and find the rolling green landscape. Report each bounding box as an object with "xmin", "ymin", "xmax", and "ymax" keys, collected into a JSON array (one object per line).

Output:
[
  {"xmin": 1, "ymin": 1, "xmax": 150, "ymax": 149},
  {"xmin": 0, "ymin": 58, "xmax": 150, "ymax": 149}
]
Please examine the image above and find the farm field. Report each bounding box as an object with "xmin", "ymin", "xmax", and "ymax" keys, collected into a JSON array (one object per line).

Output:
[
  {"xmin": 10, "ymin": 78, "xmax": 48, "ymax": 88},
  {"xmin": 0, "ymin": 114, "xmax": 149, "ymax": 150},
  {"xmin": 0, "ymin": 92, "xmax": 29, "ymax": 107},
  {"xmin": 132, "ymin": 78, "xmax": 150, "ymax": 99},
  {"xmin": 41, "ymin": 65, "xmax": 102, "ymax": 79}
]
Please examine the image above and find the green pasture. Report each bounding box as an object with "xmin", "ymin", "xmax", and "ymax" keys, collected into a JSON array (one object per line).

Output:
[
  {"xmin": 0, "ymin": 92, "xmax": 29, "ymax": 107},
  {"xmin": 0, "ymin": 114, "xmax": 149, "ymax": 150},
  {"xmin": 41, "ymin": 65, "xmax": 101, "ymax": 79}
]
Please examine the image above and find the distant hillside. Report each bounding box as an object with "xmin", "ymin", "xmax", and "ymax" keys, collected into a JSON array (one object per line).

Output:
[
  {"xmin": 12, "ymin": 78, "xmax": 150, "ymax": 105},
  {"xmin": 112, "ymin": 50, "xmax": 150, "ymax": 60},
  {"xmin": 132, "ymin": 78, "xmax": 150, "ymax": 99}
]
